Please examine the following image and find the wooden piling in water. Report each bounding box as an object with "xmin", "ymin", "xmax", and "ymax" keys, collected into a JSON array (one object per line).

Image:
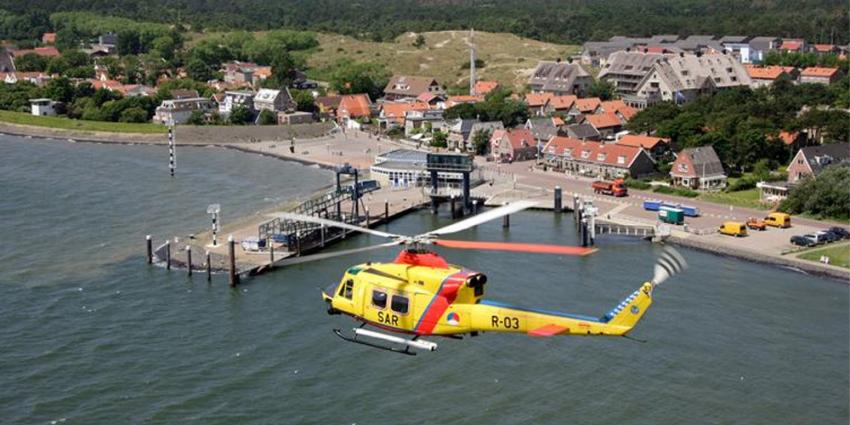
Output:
[
  {"xmin": 165, "ymin": 241, "xmax": 171, "ymax": 270},
  {"xmin": 554, "ymin": 186, "xmax": 562, "ymax": 213},
  {"xmin": 472, "ymin": 199, "xmax": 478, "ymax": 215},
  {"xmin": 206, "ymin": 250, "xmax": 211, "ymax": 282},
  {"xmin": 228, "ymin": 235, "xmax": 238, "ymax": 287},
  {"xmin": 365, "ymin": 207, "xmax": 370, "ymax": 227},
  {"xmin": 384, "ymin": 199, "xmax": 389, "ymax": 221},
  {"xmin": 296, "ymin": 231, "xmax": 302, "ymax": 256},
  {"xmin": 185, "ymin": 245, "xmax": 192, "ymax": 276},
  {"xmin": 320, "ymin": 224, "xmax": 326, "ymax": 247},
  {"xmin": 450, "ymin": 195, "xmax": 456, "ymax": 219},
  {"xmin": 146, "ymin": 235, "xmax": 152, "ymax": 264},
  {"xmin": 269, "ymin": 239, "xmax": 274, "ymax": 264},
  {"xmin": 502, "ymin": 203, "xmax": 510, "ymax": 229}
]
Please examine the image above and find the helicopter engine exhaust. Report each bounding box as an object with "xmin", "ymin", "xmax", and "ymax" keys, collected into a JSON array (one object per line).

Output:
[
  {"xmin": 353, "ymin": 328, "xmax": 438, "ymax": 352},
  {"xmin": 466, "ymin": 273, "xmax": 487, "ymax": 296}
]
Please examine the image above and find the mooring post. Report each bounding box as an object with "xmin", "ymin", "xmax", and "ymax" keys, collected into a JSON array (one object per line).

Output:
[
  {"xmin": 365, "ymin": 207, "xmax": 370, "ymax": 227},
  {"xmin": 450, "ymin": 194, "xmax": 456, "ymax": 219},
  {"xmin": 554, "ymin": 186, "xmax": 562, "ymax": 213},
  {"xmin": 384, "ymin": 199, "xmax": 389, "ymax": 221},
  {"xmin": 341, "ymin": 214, "xmax": 347, "ymax": 239},
  {"xmin": 205, "ymin": 250, "xmax": 211, "ymax": 282},
  {"xmin": 228, "ymin": 235, "xmax": 237, "ymax": 287},
  {"xmin": 146, "ymin": 235, "xmax": 152, "ymax": 264},
  {"xmin": 472, "ymin": 199, "xmax": 479, "ymax": 215},
  {"xmin": 502, "ymin": 203, "xmax": 510, "ymax": 229},
  {"xmin": 573, "ymin": 195, "xmax": 579, "ymax": 224},
  {"xmin": 320, "ymin": 224, "xmax": 326, "ymax": 247},
  {"xmin": 185, "ymin": 245, "xmax": 192, "ymax": 276},
  {"xmin": 165, "ymin": 240, "xmax": 171, "ymax": 270},
  {"xmin": 269, "ymin": 238, "xmax": 275, "ymax": 264},
  {"xmin": 295, "ymin": 231, "xmax": 302, "ymax": 257},
  {"xmin": 581, "ymin": 218, "xmax": 588, "ymax": 247}
]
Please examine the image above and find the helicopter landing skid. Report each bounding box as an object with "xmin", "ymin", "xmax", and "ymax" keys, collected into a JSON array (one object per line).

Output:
[{"xmin": 333, "ymin": 327, "xmax": 438, "ymax": 356}]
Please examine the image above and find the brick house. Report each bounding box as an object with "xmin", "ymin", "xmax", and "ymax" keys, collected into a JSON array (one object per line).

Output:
[
  {"xmin": 337, "ymin": 94, "xmax": 373, "ymax": 123},
  {"xmin": 799, "ymin": 67, "xmax": 839, "ymax": 85},
  {"xmin": 616, "ymin": 134, "xmax": 670, "ymax": 160},
  {"xmin": 669, "ymin": 146, "xmax": 727, "ymax": 190},
  {"xmin": 541, "ymin": 137, "xmax": 656, "ymax": 178},
  {"xmin": 786, "ymin": 142, "xmax": 850, "ymax": 184},
  {"xmin": 490, "ymin": 128, "xmax": 537, "ymax": 162},
  {"xmin": 383, "ymin": 76, "xmax": 444, "ymax": 101},
  {"xmin": 584, "ymin": 112, "xmax": 623, "ymax": 139}
]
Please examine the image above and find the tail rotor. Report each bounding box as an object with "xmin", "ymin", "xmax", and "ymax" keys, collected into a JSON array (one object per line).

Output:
[{"xmin": 652, "ymin": 247, "xmax": 688, "ymax": 287}]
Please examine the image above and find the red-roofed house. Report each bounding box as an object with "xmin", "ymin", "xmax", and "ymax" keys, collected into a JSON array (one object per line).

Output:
[
  {"xmin": 600, "ymin": 99, "xmax": 637, "ymax": 123},
  {"xmin": 571, "ymin": 97, "xmax": 602, "ymax": 115},
  {"xmin": 337, "ymin": 94, "xmax": 373, "ymax": 126},
  {"xmin": 542, "ymin": 137, "xmax": 655, "ymax": 178},
  {"xmin": 779, "ymin": 39, "xmax": 805, "ymax": 52},
  {"xmin": 585, "ymin": 112, "xmax": 623, "ymax": 138},
  {"xmin": 42, "ymin": 33, "xmax": 56, "ymax": 45},
  {"xmin": 490, "ymin": 128, "xmax": 537, "ymax": 162},
  {"xmin": 378, "ymin": 101, "xmax": 430, "ymax": 128},
  {"xmin": 445, "ymin": 95, "xmax": 483, "ymax": 108},
  {"xmin": 812, "ymin": 44, "xmax": 838, "ymax": 55},
  {"xmin": 12, "ymin": 46, "xmax": 60, "ymax": 59},
  {"xmin": 544, "ymin": 95, "xmax": 577, "ymax": 115},
  {"xmin": 474, "ymin": 80, "xmax": 500, "ymax": 95},
  {"xmin": 800, "ymin": 67, "xmax": 839, "ymax": 84},
  {"xmin": 525, "ymin": 92, "xmax": 554, "ymax": 115},
  {"xmin": 616, "ymin": 134, "xmax": 670, "ymax": 159},
  {"xmin": 745, "ymin": 65, "xmax": 795, "ymax": 87}
]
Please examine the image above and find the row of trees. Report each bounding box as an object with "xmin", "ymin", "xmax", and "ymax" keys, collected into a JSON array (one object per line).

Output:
[
  {"xmin": 627, "ymin": 78, "xmax": 850, "ymax": 173},
  {"xmin": 780, "ymin": 166, "xmax": 850, "ymax": 220},
  {"xmin": 2, "ymin": 1, "xmax": 848, "ymax": 45}
]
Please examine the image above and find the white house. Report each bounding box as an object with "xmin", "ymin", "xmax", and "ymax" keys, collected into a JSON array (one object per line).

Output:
[
  {"xmin": 153, "ymin": 97, "xmax": 215, "ymax": 125},
  {"xmin": 219, "ymin": 91, "xmax": 255, "ymax": 116},
  {"xmin": 253, "ymin": 88, "xmax": 295, "ymax": 113},
  {"xmin": 29, "ymin": 98, "xmax": 58, "ymax": 116}
]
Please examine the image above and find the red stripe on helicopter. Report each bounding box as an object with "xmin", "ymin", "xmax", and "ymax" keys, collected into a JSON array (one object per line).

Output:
[
  {"xmin": 528, "ymin": 324, "xmax": 570, "ymax": 337},
  {"xmin": 414, "ymin": 271, "xmax": 470, "ymax": 335}
]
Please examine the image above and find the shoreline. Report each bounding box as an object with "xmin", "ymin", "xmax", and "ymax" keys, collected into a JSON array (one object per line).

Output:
[{"xmin": 3, "ymin": 122, "xmax": 846, "ymax": 283}]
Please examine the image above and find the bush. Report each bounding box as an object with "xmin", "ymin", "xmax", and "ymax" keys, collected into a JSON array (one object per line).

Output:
[
  {"xmin": 258, "ymin": 109, "xmax": 277, "ymax": 125},
  {"xmin": 118, "ymin": 107, "xmax": 149, "ymax": 123},
  {"xmin": 652, "ymin": 185, "xmax": 699, "ymax": 198},
  {"xmin": 780, "ymin": 165, "xmax": 850, "ymax": 220},
  {"xmin": 624, "ymin": 178, "xmax": 651, "ymax": 190}
]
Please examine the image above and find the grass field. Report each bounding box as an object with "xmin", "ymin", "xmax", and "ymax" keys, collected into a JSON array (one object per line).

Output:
[
  {"xmin": 698, "ymin": 189, "xmax": 769, "ymax": 210},
  {"xmin": 797, "ymin": 242, "xmax": 850, "ymax": 269},
  {"xmin": 187, "ymin": 30, "xmax": 579, "ymax": 92},
  {"xmin": 0, "ymin": 110, "xmax": 168, "ymax": 134}
]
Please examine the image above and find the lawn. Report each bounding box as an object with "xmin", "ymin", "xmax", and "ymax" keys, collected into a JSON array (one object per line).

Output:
[
  {"xmin": 0, "ymin": 110, "xmax": 168, "ymax": 134},
  {"xmin": 797, "ymin": 242, "xmax": 850, "ymax": 269},
  {"xmin": 698, "ymin": 188, "xmax": 769, "ymax": 210}
]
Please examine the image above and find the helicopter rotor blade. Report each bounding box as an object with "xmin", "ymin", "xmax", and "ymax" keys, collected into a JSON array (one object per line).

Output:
[
  {"xmin": 274, "ymin": 241, "xmax": 403, "ymax": 267},
  {"xmin": 424, "ymin": 200, "xmax": 538, "ymax": 237},
  {"xmin": 651, "ymin": 246, "xmax": 688, "ymax": 286},
  {"xmin": 432, "ymin": 239, "xmax": 597, "ymax": 256},
  {"xmin": 270, "ymin": 212, "xmax": 403, "ymax": 240}
]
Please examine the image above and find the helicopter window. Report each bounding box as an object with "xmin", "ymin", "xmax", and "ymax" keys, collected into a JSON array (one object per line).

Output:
[
  {"xmin": 371, "ymin": 290, "xmax": 387, "ymax": 309},
  {"xmin": 339, "ymin": 279, "xmax": 354, "ymax": 299},
  {"xmin": 391, "ymin": 295, "xmax": 409, "ymax": 315}
]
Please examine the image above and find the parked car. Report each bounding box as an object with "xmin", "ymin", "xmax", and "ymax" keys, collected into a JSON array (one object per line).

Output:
[
  {"xmin": 719, "ymin": 221, "xmax": 748, "ymax": 237},
  {"xmin": 803, "ymin": 233, "xmax": 824, "ymax": 245},
  {"xmin": 746, "ymin": 217, "xmax": 766, "ymax": 231},
  {"xmin": 790, "ymin": 235, "xmax": 816, "ymax": 247},
  {"xmin": 827, "ymin": 226, "xmax": 850, "ymax": 239},
  {"xmin": 815, "ymin": 230, "xmax": 840, "ymax": 243},
  {"xmin": 764, "ymin": 212, "xmax": 792, "ymax": 228}
]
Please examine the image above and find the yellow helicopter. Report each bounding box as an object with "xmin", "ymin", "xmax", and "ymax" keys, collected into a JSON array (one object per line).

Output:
[{"xmin": 275, "ymin": 201, "xmax": 686, "ymax": 355}]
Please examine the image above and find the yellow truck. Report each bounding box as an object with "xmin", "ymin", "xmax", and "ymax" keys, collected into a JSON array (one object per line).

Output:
[
  {"xmin": 719, "ymin": 221, "xmax": 748, "ymax": 237},
  {"xmin": 764, "ymin": 212, "xmax": 791, "ymax": 228}
]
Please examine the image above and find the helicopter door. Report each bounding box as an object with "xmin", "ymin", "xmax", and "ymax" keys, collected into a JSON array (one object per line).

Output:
[{"xmin": 388, "ymin": 293, "xmax": 413, "ymax": 331}]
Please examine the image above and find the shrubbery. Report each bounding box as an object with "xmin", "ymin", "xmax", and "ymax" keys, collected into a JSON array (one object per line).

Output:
[{"xmin": 780, "ymin": 165, "xmax": 850, "ymax": 220}]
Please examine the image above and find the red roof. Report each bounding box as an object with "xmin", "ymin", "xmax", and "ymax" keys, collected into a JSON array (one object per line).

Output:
[
  {"xmin": 780, "ymin": 39, "xmax": 804, "ymax": 51},
  {"xmin": 801, "ymin": 67, "xmax": 838, "ymax": 78},
  {"xmin": 552, "ymin": 116, "xmax": 565, "ymax": 126},
  {"xmin": 600, "ymin": 100, "xmax": 637, "ymax": 121},
  {"xmin": 549, "ymin": 95, "xmax": 577, "ymax": 110},
  {"xmin": 525, "ymin": 92, "xmax": 553, "ymax": 107},
  {"xmin": 745, "ymin": 65, "xmax": 787, "ymax": 80},
  {"xmin": 91, "ymin": 79, "xmax": 124, "ymax": 91},
  {"xmin": 492, "ymin": 128, "xmax": 535, "ymax": 151},
  {"xmin": 585, "ymin": 112, "xmax": 622, "ymax": 129},
  {"xmin": 574, "ymin": 97, "xmax": 601, "ymax": 113},
  {"xmin": 445, "ymin": 95, "xmax": 483, "ymax": 108},
  {"xmin": 13, "ymin": 46, "xmax": 60, "ymax": 58},
  {"xmin": 616, "ymin": 134, "xmax": 669, "ymax": 149},
  {"xmin": 380, "ymin": 101, "xmax": 430, "ymax": 121},
  {"xmin": 338, "ymin": 94, "xmax": 372, "ymax": 118},
  {"xmin": 813, "ymin": 44, "xmax": 836, "ymax": 53},
  {"xmin": 543, "ymin": 137, "xmax": 644, "ymax": 168},
  {"xmin": 776, "ymin": 130, "xmax": 799, "ymax": 145},
  {"xmin": 42, "ymin": 33, "xmax": 56, "ymax": 44},
  {"xmin": 474, "ymin": 80, "xmax": 500, "ymax": 95}
]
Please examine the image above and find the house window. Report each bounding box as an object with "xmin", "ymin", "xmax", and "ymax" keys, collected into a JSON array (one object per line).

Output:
[
  {"xmin": 391, "ymin": 295, "xmax": 409, "ymax": 315},
  {"xmin": 617, "ymin": 155, "xmax": 626, "ymax": 164},
  {"xmin": 339, "ymin": 279, "xmax": 354, "ymax": 300},
  {"xmin": 651, "ymin": 82, "xmax": 660, "ymax": 88},
  {"xmin": 678, "ymin": 163, "xmax": 688, "ymax": 172},
  {"xmin": 681, "ymin": 70, "xmax": 689, "ymax": 76},
  {"xmin": 597, "ymin": 153, "xmax": 606, "ymax": 161},
  {"xmin": 581, "ymin": 150, "xmax": 590, "ymax": 159},
  {"xmin": 371, "ymin": 290, "xmax": 387, "ymax": 309}
]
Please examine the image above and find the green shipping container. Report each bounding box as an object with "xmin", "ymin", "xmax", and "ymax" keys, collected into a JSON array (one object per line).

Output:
[{"xmin": 658, "ymin": 206, "xmax": 685, "ymax": 225}]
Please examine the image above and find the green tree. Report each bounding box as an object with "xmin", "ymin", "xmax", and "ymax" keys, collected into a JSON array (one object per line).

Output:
[
  {"xmin": 292, "ymin": 89, "xmax": 317, "ymax": 112},
  {"xmin": 258, "ymin": 109, "xmax": 277, "ymax": 125},
  {"xmin": 471, "ymin": 129, "xmax": 492, "ymax": 155},
  {"xmin": 328, "ymin": 59, "xmax": 389, "ymax": 100},
  {"xmin": 186, "ymin": 58, "xmax": 215, "ymax": 82},
  {"xmin": 119, "ymin": 107, "xmax": 149, "ymax": 123},
  {"xmin": 268, "ymin": 51, "xmax": 297, "ymax": 88},
  {"xmin": 14, "ymin": 53, "xmax": 47, "ymax": 72},
  {"xmin": 228, "ymin": 105, "xmax": 252, "ymax": 125},
  {"xmin": 44, "ymin": 77, "xmax": 74, "ymax": 103},
  {"xmin": 187, "ymin": 110, "xmax": 206, "ymax": 125},
  {"xmin": 779, "ymin": 165, "xmax": 850, "ymax": 220},
  {"xmin": 430, "ymin": 130, "xmax": 448, "ymax": 148},
  {"xmin": 588, "ymin": 79, "xmax": 615, "ymax": 100},
  {"xmin": 412, "ymin": 33, "xmax": 426, "ymax": 48}
]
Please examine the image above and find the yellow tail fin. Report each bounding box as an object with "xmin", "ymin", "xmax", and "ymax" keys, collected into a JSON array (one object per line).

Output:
[{"xmin": 601, "ymin": 282, "xmax": 654, "ymax": 332}]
